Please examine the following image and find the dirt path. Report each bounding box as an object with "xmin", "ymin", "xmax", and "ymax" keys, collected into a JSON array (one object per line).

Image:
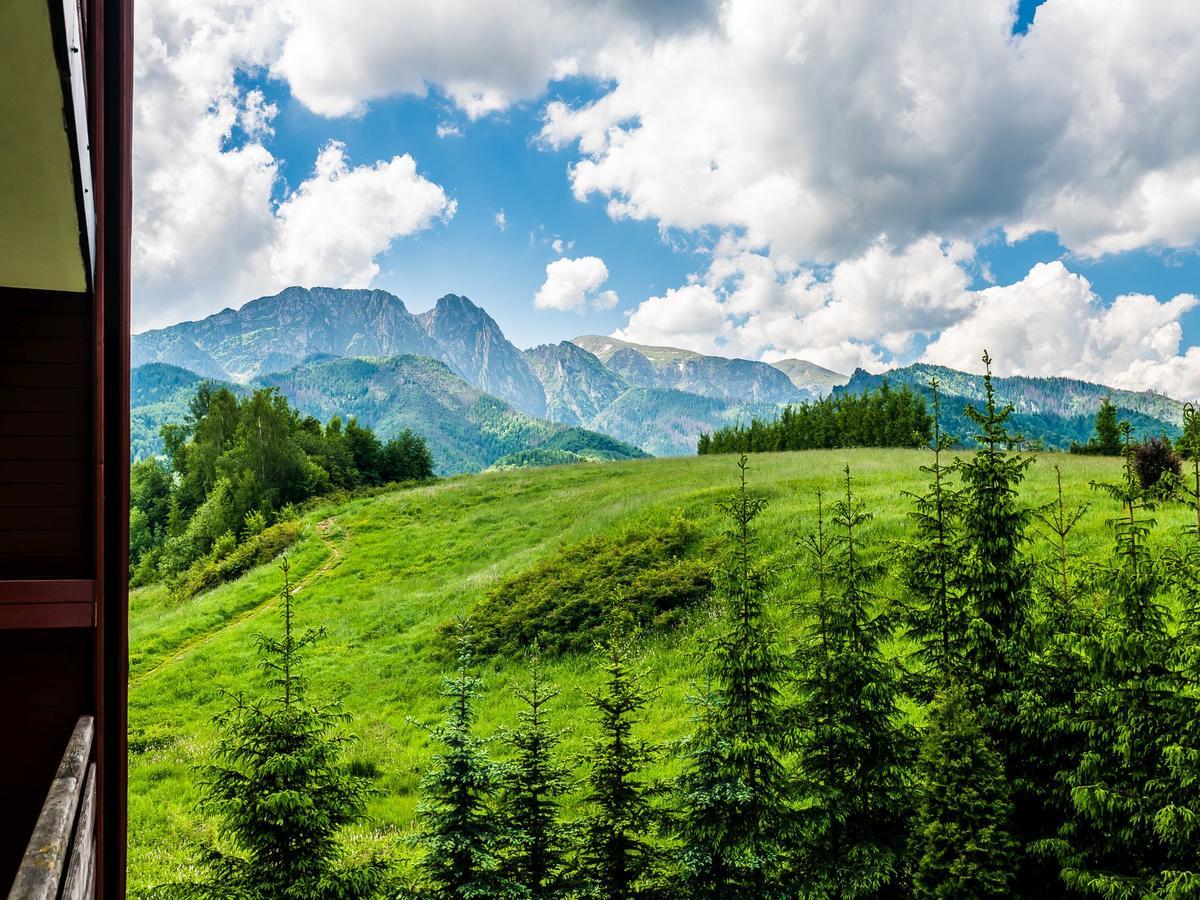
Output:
[{"xmin": 129, "ymin": 517, "xmax": 347, "ymax": 690}]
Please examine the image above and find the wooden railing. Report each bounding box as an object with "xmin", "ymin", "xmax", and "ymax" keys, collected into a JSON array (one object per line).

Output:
[{"xmin": 7, "ymin": 717, "xmax": 95, "ymax": 900}]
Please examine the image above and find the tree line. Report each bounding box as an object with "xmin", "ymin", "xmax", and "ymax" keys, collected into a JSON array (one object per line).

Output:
[
  {"xmin": 152, "ymin": 353, "xmax": 1200, "ymax": 898},
  {"xmin": 697, "ymin": 381, "xmax": 933, "ymax": 454},
  {"xmin": 130, "ymin": 383, "xmax": 433, "ymax": 585}
]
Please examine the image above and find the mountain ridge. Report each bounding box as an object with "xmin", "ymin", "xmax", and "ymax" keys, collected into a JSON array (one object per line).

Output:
[{"xmin": 134, "ymin": 287, "xmax": 1188, "ymax": 459}]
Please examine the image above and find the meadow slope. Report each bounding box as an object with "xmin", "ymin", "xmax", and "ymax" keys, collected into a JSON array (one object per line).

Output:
[{"xmin": 126, "ymin": 449, "xmax": 1185, "ymax": 892}]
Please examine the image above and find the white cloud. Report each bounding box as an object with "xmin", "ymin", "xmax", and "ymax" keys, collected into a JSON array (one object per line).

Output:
[
  {"xmin": 436, "ymin": 122, "xmax": 463, "ymax": 138},
  {"xmin": 552, "ymin": 238, "xmax": 564, "ymax": 255},
  {"xmin": 272, "ymin": 0, "xmax": 718, "ymax": 118},
  {"xmin": 240, "ymin": 89, "xmax": 278, "ymax": 138},
  {"xmin": 616, "ymin": 243, "xmax": 1200, "ymax": 398},
  {"xmin": 923, "ymin": 262, "xmax": 1200, "ymax": 398},
  {"xmin": 494, "ymin": 210, "xmax": 508, "ymax": 231},
  {"xmin": 534, "ymin": 256, "xmax": 618, "ymax": 313},
  {"xmin": 617, "ymin": 236, "xmax": 975, "ymax": 371},
  {"xmin": 269, "ymin": 141, "xmax": 455, "ymax": 288},
  {"xmin": 542, "ymin": 0, "xmax": 1200, "ymax": 262},
  {"xmin": 133, "ymin": 0, "xmax": 453, "ymax": 330}
]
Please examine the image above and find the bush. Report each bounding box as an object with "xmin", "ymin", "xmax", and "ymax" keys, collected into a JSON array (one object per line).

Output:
[
  {"xmin": 1132, "ymin": 436, "xmax": 1182, "ymax": 494},
  {"xmin": 171, "ymin": 520, "xmax": 303, "ymax": 601},
  {"xmin": 458, "ymin": 514, "xmax": 715, "ymax": 657}
]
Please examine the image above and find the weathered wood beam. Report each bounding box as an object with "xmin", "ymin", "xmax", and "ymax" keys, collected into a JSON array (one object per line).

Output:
[
  {"xmin": 7, "ymin": 715, "xmax": 93, "ymax": 900},
  {"xmin": 60, "ymin": 762, "xmax": 95, "ymax": 900}
]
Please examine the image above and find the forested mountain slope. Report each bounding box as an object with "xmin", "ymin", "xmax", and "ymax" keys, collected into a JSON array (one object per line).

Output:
[
  {"xmin": 131, "ymin": 357, "xmax": 646, "ymax": 474},
  {"xmin": 841, "ymin": 364, "xmax": 1182, "ymax": 448}
]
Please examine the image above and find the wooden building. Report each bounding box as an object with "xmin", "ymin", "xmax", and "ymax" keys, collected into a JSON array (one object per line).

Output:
[{"xmin": 1, "ymin": 0, "xmax": 133, "ymax": 896}]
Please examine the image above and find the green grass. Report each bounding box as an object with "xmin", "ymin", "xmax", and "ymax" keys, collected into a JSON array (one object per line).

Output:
[{"xmin": 126, "ymin": 448, "xmax": 1192, "ymax": 893}]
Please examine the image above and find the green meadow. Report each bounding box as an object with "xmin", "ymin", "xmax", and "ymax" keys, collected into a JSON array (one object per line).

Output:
[{"xmin": 125, "ymin": 448, "xmax": 1189, "ymax": 893}]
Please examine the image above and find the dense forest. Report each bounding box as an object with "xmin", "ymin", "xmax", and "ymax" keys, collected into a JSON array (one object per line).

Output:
[
  {"xmin": 697, "ymin": 381, "xmax": 933, "ymax": 454},
  {"xmin": 130, "ymin": 383, "xmax": 432, "ymax": 589},
  {"xmin": 149, "ymin": 356, "xmax": 1200, "ymax": 898}
]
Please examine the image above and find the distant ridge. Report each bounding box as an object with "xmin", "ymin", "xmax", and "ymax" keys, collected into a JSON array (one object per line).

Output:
[{"xmin": 134, "ymin": 288, "xmax": 1187, "ymax": 459}]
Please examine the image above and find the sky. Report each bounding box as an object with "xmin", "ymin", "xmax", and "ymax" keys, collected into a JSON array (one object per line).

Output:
[{"xmin": 132, "ymin": 0, "xmax": 1200, "ymax": 398}]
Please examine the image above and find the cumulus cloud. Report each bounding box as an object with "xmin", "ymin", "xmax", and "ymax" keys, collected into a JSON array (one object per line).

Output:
[
  {"xmin": 615, "ymin": 243, "xmax": 1200, "ymax": 398},
  {"xmin": 269, "ymin": 142, "xmax": 455, "ymax": 288},
  {"xmin": 436, "ymin": 122, "xmax": 463, "ymax": 138},
  {"xmin": 133, "ymin": 0, "xmax": 453, "ymax": 329},
  {"xmin": 534, "ymin": 256, "xmax": 618, "ymax": 313},
  {"xmin": 272, "ymin": 0, "xmax": 718, "ymax": 118},
  {"xmin": 923, "ymin": 262, "xmax": 1200, "ymax": 398},
  {"xmin": 494, "ymin": 210, "xmax": 507, "ymax": 231},
  {"xmin": 617, "ymin": 237, "xmax": 975, "ymax": 372},
  {"xmin": 542, "ymin": 0, "xmax": 1200, "ymax": 262}
]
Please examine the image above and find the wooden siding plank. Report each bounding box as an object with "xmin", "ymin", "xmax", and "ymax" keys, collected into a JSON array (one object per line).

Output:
[
  {"xmin": 0, "ymin": 604, "xmax": 94, "ymax": 629},
  {"xmin": 0, "ymin": 484, "xmax": 89, "ymax": 506},
  {"xmin": 0, "ymin": 414, "xmax": 89, "ymax": 438},
  {"xmin": 0, "ymin": 581, "xmax": 94, "ymax": 603},
  {"xmin": 0, "ymin": 509, "xmax": 89, "ymax": 531},
  {"xmin": 1, "ymin": 389, "xmax": 90, "ymax": 414},
  {"xmin": 0, "ymin": 461, "xmax": 93, "ymax": 483}
]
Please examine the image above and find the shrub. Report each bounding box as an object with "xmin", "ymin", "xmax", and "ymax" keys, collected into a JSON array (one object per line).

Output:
[
  {"xmin": 1132, "ymin": 436, "xmax": 1182, "ymax": 494},
  {"xmin": 458, "ymin": 514, "xmax": 715, "ymax": 657},
  {"xmin": 172, "ymin": 520, "xmax": 304, "ymax": 601}
]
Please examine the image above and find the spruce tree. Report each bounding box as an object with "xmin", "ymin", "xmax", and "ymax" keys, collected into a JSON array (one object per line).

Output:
[
  {"xmin": 1055, "ymin": 425, "xmax": 1190, "ymax": 897},
  {"xmin": 1019, "ymin": 465, "xmax": 1093, "ymax": 872},
  {"xmin": 956, "ymin": 351, "xmax": 1034, "ymax": 716},
  {"xmin": 1093, "ymin": 394, "xmax": 1123, "ymax": 456},
  {"xmin": 676, "ymin": 455, "xmax": 791, "ymax": 898},
  {"xmin": 155, "ymin": 558, "xmax": 385, "ymax": 900},
  {"xmin": 900, "ymin": 378, "xmax": 966, "ymax": 690},
  {"xmin": 576, "ymin": 616, "xmax": 659, "ymax": 900},
  {"xmin": 414, "ymin": 625, "xmax": 522, "ymax": 899},
  {"xmin": 954, "ymin": 351, "xmax": 1043, "ymax": 890},
  {"xmin": 913, "ymin": 682, "xmax": 1018, "ymax": 899},
  {"xmin": 500, "ymin": 648, "xmax": 570, "ymax": 899},
  {"xmin": 793, "ymin": 469, "xmax": 915, "ymax": 897},
  {"xmin": 1154, "ymin": 406, "xmax": 1200, "ymax": 897}
]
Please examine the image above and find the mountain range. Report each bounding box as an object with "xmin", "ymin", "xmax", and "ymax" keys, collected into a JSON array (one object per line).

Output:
[{"xmin": 131, "ymin": 286, "xmax": 1186, "ymax": 469}]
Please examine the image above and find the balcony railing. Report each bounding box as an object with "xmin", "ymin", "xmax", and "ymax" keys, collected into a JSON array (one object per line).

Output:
[{"xmin": 7, "ymin": 716, "xmax": 95, "ymax": 900}]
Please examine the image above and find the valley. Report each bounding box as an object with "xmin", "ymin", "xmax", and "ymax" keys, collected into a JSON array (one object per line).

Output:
[
  {"xmin": 124, "ymin": 447, "xmax": 1174, "ymax": 892},
  {"xmin": 131, "ymin": 287, "xmax": 1187, "ymax": 474}
]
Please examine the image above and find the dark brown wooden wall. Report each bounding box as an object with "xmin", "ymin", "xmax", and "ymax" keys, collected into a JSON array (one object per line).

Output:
[
  {"xmin": 0, "ymin": 288, "xmax": 93, "ymax": 579},
  {"xmin": 0, "ymin": 629, "xmax": 92, "ymax": 886}
]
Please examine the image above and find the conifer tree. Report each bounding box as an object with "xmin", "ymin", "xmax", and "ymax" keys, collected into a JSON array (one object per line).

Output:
[
  {"xmin": 1093, "ymin": 395, "xmax": 1123, "ymax": 456},
  {"xmin": 676, "ymin": 455, "xmax": 791, "ymax": 898},
  {"xmin": 954, "ymin": 351, "xmax": 1044, "ymax": 889},
  {"xmin": 576, "ymin": 615, "xmax": 659, "ymax": 900},
  {"xmin": 793, "ymin": 469, "xmax": 915, "ymax": 897},
  {"xmin": 913, "ymin": 682, "xmax": 1018, "ymax": 899},
  {"xmin": 155, "ymin": 558, "xmax": 385, "ymax": 899},
  {"xmin": 956, "ymin": 351, "xmax": 1034, "ymax": 716},
  {"xmin": 1055, "ymin": 424, "xmax": 1190, "ymax": 896},
  {"xmin": 500, "ymin": 648, "xmax": 570, "ymax": 899},
  {"xmin": 1019, "ymin": 465, "xmax": 1093, "ymax": 867},
  {"xmin": 900, "ymin": 378, "xmax": 966, "ymax": 690},
  {"xmin": 414, "ymin": 625, "xmax": 522, "ymax": 899},
  {"xmin": 1154, "ymin": 405, "xmax": 1200, "ymax": 897}
]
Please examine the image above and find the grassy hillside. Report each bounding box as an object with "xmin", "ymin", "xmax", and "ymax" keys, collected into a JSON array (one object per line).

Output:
[{"xmin": 125, "ymin": 449, "xmax": 1191, "ymax": 892}]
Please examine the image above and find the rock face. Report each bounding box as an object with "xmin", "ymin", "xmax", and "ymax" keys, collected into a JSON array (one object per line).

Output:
[
  {"xmin": 132, "ymin": 287, "xmax": 440, "ymax": 382},
  {"xmin": 132, "ymin": 287, "xmax": 548, "ymax": 415},
  {"xmin": 524, "ymin": 341, "xmax": 630, "ymax": 426},
  {"xmin": 770, "ymin": 358, "xmax": 848, "ymax": 398},
  {"xmin": 571, "ymin": 334, "xmax": 812, "ymax": 404},
  {"xmin": 417, "ymin": 294, "xmax": 547, "ymax": 416}
]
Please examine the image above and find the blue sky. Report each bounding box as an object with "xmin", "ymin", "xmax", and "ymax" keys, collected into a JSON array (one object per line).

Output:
[
  {"xmin": 133, "ymin": 0, "xmax": 1200, "ymax": 397},
  {"xmin": 241, "ymin": 63, "xmax": 1200, "ymax": 353}
]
